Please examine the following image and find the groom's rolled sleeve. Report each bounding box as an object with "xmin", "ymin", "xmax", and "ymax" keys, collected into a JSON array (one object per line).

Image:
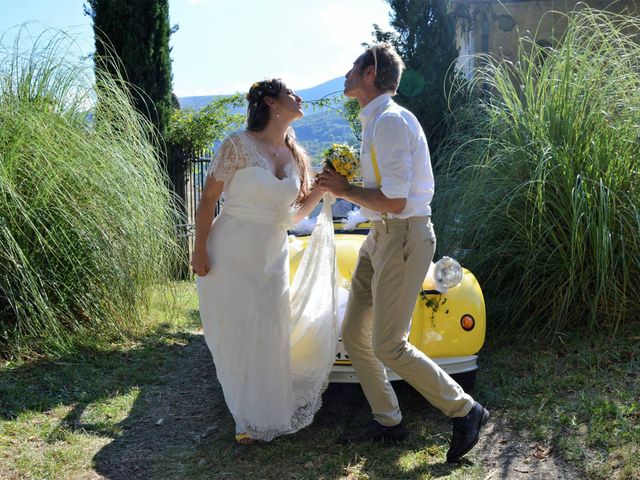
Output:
[{"xmin": 373, "ymin": 114, "xmax": 412, "ymax": 200}]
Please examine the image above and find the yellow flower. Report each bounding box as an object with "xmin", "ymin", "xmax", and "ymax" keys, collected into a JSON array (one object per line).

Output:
[{"xmin": 323, "ymin": 143, "xmax": 360, "ymax": 182}]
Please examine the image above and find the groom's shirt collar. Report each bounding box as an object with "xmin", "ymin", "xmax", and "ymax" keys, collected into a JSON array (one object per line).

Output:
[{"xmin": 359, "ymin": 93, "xmax": 393, "ymax": 124}]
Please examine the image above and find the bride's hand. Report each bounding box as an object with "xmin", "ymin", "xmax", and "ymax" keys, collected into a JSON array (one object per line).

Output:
[
  {"xmin": 191, "ymin": 248, "xmax": 210, "ymax": 276},
  {"xmin": 313, "ymin": 172, "xmax": 327, "ymax": 191}
]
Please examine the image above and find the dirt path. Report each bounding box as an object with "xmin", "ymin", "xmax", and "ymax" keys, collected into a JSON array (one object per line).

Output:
[
  {"xmin": 91, "ymin": 333, "xmax": 579, "ymax": 480},
  {"xmin": 92, "ymin": 333, "xmax": 225, "ymax": 479},
  {"xmin": 474, "ymin": 417, "xmax": 577, "ymax": 479}
]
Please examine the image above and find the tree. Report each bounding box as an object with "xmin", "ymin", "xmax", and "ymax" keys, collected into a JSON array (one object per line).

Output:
[
  {"xmin": 166, "ymin": 95, "xmax": 245, "ymax": 154},
  {"xmin": 342, "ymin": 97, "xmax": 362, "ymax": 142},
  {"xmin": 85, "ymin": 0, "xmax": 174, "ymax": 144},
  {"xmin": 373, "ymin": 0, "xmax": 459, "ymax": 157}
]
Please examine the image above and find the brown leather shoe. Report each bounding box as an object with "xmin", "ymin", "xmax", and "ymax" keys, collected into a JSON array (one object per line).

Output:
[
  {"xmin": 337, "ymin": 421, "xmax": 408, "ymax": 445},
  {"xmin": 446, "ymin": 402, "xmax": 490, "ymax": 463}
]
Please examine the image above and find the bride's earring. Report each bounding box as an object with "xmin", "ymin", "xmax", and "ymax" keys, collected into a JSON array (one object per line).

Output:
[{"xmin": 275, "ymin": 110, "xmax": 280, "ymax": 118}]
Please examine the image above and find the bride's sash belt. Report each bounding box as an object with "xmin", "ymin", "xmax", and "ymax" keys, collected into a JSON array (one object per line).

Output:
[{"xmin": 222, "ymin": 204, "xmax": 292, "ymax": 229}]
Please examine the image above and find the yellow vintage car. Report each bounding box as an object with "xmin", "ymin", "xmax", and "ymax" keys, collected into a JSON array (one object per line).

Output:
[{"xmin": 288, "ymin": 203, "xmax": 486, "ymax": 393}]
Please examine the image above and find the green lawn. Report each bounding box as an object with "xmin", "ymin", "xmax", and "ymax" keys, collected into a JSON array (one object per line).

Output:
[{"xmin": 1, "ymin": 283, "xmax": 638, "ymax": 479}]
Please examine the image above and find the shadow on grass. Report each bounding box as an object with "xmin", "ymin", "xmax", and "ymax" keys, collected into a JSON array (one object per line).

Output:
[
  {"xmin": 1, "ymin": 319, "xmax": 476, "ymax": 479},
  {"xmin": 0, "ymin": 320, "xmax": 212, "ymax": 478}
]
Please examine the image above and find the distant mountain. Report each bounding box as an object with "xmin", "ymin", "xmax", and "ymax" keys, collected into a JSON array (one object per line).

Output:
[
  {"xmin": 296, "ymin": 77, "xmax": 345, "ymax": 103},
  {"xmin": 177, "ymin": 77, "xmax": 355, "ymax": 164},
  {"xmin": 178, "ymin": 77, "xmax": 345, "ymax": 112}
]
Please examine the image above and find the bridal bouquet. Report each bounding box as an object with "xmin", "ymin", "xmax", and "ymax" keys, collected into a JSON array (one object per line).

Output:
[{"xmin": 322, "ymin": 143, "xmax": 359, "ymax": 182}]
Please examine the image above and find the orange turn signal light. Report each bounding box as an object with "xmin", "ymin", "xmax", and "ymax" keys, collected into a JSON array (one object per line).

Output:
[{"xmin": 460, "ymin": 314, "xmax": 475, "ymax": 331}]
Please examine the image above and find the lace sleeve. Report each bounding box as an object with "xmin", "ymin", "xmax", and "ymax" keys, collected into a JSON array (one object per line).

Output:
[{"xmin": 207, "ymin": 135, "xmax": 240, "ymax": 184}]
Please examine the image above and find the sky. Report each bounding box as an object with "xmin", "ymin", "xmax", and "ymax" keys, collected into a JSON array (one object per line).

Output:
[{"xmin": 0, "ymin": 0, "xmax": 393, "ymax": 97}]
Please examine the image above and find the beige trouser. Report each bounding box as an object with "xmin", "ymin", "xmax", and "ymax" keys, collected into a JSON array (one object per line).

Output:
[{"xmin": 342, "ymin": 216, "xmax": 474, "ymax": 426}]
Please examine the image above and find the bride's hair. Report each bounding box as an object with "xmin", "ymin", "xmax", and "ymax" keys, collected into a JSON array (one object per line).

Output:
[{"xmin": 246, "ymin": 79, "xmax": 312, "ymax": 203}]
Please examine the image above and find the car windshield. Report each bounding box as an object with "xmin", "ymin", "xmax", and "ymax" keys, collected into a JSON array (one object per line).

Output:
[
  {"xmin": 308, "ymin": 198, "xmax": 359, "ymax": 220},
  {"xmin": 290, "ymin": 199, "xmax": 369, "ymax": 236}
]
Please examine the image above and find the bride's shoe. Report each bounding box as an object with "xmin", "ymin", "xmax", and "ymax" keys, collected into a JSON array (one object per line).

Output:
[{"xmin": 235, "ymin": 433, "xmax": 256, "ymax": 445}]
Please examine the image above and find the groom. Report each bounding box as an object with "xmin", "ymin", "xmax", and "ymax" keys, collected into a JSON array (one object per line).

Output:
[{"xmin": 317, "ymin": 43, "xmax": 489, "ymax": 463}]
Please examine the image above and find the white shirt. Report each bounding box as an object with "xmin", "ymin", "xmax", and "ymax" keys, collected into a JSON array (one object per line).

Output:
[{"xmin": 358, "ymin": 93, "xmax": 434, "ymax": 220}]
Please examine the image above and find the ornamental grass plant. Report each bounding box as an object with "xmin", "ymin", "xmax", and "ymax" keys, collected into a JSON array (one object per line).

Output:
[
  {"xmin": 434, "ymin": 8, "xmax": 640, "ymax": 335},
  {"xmin": 0, "ymin": 29, "xmax": 180, "ymax": 358}
]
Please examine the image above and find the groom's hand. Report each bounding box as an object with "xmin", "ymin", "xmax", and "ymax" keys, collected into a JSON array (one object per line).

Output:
[{"xmin": 317, "ymin": 168, "xmax": 352, "ymax": 198}]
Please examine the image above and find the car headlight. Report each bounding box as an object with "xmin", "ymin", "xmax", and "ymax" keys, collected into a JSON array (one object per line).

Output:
[{"xmin": 433, "ymin": 256, "xmax": 462, "ymax": 290}]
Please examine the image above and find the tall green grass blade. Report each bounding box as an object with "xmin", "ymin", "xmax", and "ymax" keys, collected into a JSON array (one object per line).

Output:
[
  {"xmin": 0, "ymin": 27, "xmax": 180, "ymax": 358},
  {"xmin": 435, "ymin": 8, "xmax": 640, "ymax": 335}
]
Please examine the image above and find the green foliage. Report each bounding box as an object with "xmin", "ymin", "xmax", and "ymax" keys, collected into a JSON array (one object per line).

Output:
[
  {"xmin": 167, "ymin": 94, "xmax": 245, "ymax": 153},
  {"xmin": 165, "ymin": 93, "xmax": 357, "ymax": 165},
  {"xmin": 85, "ymin": 0, "xmax": 174, "ymax": 142},
  {"xmin": 479, "ymin": 330, "xmax": 640, "ymax": 479},
  {"xmin": 373, "ymin": 0, "xmax": 459, "ymax": 156},
  {"xmin": 294, "ymin": 107, "xmax": 358, "ymax": 166},
  {"xmin": 434, "ymin": 8, "xmax": 640, "ymax": 335},
  {"xmin": 341, "ymin": 97, "xmax": 362, "ymax": 142},
  {"xmin": 0, "ymin": 29, "xmax": 179, "ymax": 359}
]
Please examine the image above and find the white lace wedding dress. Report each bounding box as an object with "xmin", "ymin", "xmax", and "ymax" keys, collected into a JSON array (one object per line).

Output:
[{"xmin": 196, "ymin": 130, "xmax": 338, "ymax": 442}]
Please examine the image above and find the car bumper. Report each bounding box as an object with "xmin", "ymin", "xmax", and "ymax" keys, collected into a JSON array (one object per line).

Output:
[{"xmin": 328, "ymin": 355, "xmax": 479, "ymax": 383}]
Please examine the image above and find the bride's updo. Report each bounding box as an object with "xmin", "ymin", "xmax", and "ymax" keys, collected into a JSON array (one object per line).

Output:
[
  {"xmin": 246, "ymin": 79, "xmax": 312, "ymax": 202},
  {"xmin": 246, "ymin": 79, "xmax": 283, "ymax": 132}
]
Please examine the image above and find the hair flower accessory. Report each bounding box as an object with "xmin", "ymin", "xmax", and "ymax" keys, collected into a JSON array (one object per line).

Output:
[
  {"xmin": 251, "ymin": 82, "xmax": 260, "ymax": 89},
  {"xmin": 322, "ymin": 143, "xmax": 359, "ymax": 182}
]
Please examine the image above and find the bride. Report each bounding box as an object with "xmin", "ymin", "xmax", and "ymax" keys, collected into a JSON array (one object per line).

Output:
[{"xmin": 191, "ymin": 79, "xmax": 338, "ymax": 445}]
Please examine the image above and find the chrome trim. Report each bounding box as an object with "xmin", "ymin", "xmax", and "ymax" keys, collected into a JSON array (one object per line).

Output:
[{"xmin": 329, "ymin": 355, "xmax": 478, "ymax": 383}]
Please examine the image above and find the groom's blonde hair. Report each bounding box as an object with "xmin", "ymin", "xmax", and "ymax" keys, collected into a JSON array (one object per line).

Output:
[{"xmin": 360, "ymin": 42, "xmax": 405, "ymax": 94}]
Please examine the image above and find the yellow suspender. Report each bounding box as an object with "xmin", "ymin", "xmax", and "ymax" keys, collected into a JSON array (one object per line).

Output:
[
  {"xmin": 370, "ymin": 103, "xmax": 390, "ymax": 188},
  {"xmin": 370, "ymin": 143, "xmax": 382, "ymax": 188},
  {"xmin": 370, "ymin": 143, "xmax": 388, "ymax": 229}
]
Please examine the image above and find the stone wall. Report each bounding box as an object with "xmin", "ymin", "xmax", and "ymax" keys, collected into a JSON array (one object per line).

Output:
[{"xmin": 453, "ymin": 0, "xmax": 640, "ymax": 76}]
